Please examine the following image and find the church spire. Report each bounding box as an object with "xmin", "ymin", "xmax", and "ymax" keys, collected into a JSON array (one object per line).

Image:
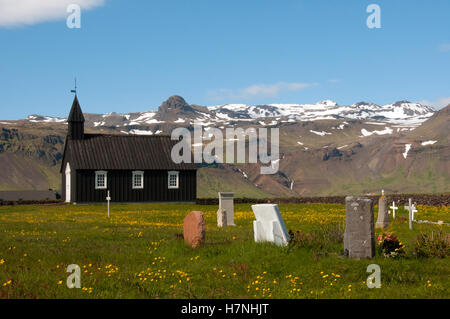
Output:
[{"xmin": 68, "ymin": 95, "xmax": 85, "ymax": 140}]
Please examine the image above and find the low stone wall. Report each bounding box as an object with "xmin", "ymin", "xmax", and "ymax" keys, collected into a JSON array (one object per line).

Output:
[
  {"xmin": 1, "ymin": 194, "xmax": 448, "ymax": 206},
  {"xmin": 0, "ymin": 200, "xmax": 63, "ymax": 206},
  {"xmin": 196, "ymin": 194, "xmax": 450, "ymax": 206},
  {"xmin": 0, "ymin": 190, "xmax": 60, "ymax": 201}
]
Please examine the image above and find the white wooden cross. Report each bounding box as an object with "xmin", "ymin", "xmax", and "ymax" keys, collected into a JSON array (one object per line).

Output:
[
  {"xmin": 106, "ymin": 190, "xmax": 111, "ymax": 218},
  {"xmin": 404, "ymin": 198, "xmax": 414, "ymax": 230},
  {"xmin": 390, "ymin": 201, "xmax": 398, "ymax": 219},
  {"xmin": 412, "ymin": 203, "xmax": 418, "ymax": 222}
]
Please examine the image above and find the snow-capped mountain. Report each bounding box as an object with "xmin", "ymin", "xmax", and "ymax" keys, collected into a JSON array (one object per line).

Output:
[
  {"xmin": 22, "ymin": 96, "xmax": 435, "ymax": 128},
  {"xmin": 209, "ymin": 100, "xmax": 435, "ymax": 124},
  {"xmin": 26, "ymin": 115, "xmax": 67, "ymax": 123},
  {"xmin": 1, "ymin": 99, "xmax": 448, "ymax": 197}
]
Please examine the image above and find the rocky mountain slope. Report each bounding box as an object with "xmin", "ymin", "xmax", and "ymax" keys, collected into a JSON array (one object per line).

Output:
[{"xmin": 0, "ymin": 96, "xmax": 448, "ymax": 197}]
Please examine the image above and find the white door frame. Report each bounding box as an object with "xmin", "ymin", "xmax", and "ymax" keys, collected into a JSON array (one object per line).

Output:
[{"xmin": 65, "ymin": 162, "xmax": 71, "ymax": 203}]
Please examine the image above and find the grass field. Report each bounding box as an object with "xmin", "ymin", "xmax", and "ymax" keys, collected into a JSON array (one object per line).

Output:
[{"xmin": 0, "ymin": 203, "xmax": 448, "ymax": 299}]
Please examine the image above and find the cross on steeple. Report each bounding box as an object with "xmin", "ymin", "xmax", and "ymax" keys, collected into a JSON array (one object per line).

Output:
[{"xmin": 71, "ymin": 78, "xmax": 77, "ymax": 95}]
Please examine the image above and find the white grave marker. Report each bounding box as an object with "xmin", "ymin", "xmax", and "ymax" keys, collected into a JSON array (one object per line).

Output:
[
  {"xmin": 390, "ymin": 201, "xmax": 398, "ymax": 219},
  {"xmin": 218, "ymin": 192, "xmax": 235, "ymax": 226},
  {"xmin": 404, "ymin": 198, "xmax": 414, "ymax": 230},
  {"xmin": 412, "ymin": 203, "xmax": 418, "ymax": 222},
  {"xmin": 251, "ymin": 204, "xmax": 290, "ymax": 247},
  {"xmin": 106, "ymin": 190, "xmax": 111, "ymax": 218}
]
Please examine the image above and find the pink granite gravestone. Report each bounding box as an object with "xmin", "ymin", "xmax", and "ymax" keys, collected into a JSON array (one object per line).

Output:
[
  {"xmin": 376, "ymin": 191, "xmax": 390, "ymax": 229},
  {"xmin": 183, "ymin": 211, "xmax": 206, "ymax": 248}
]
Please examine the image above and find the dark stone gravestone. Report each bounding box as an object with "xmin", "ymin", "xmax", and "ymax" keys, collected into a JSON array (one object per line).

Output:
[{"xmin": 344, "ymin": 196, "xmax": 375, "ymax": 259}]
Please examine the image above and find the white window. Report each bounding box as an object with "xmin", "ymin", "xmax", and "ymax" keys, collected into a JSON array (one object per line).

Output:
[
  {"xmin": 168, "ymin": 171, "xmax": 179, "ymax": 189},
  {"xmin": 132, "ymin": 171, "xmax": 144, "ymax": 189},
  {"xmin": 95, "ymin": 171, "xmax": 107, "ymax": 190}
]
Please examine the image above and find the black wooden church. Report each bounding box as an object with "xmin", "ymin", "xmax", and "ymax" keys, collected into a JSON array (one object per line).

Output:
[{"xmin": 61, "ymin": 96, "xmax": 197, "ymax": 203}]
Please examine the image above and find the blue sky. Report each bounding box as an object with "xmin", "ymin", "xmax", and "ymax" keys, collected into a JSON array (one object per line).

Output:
[{"xmin": 0, "ymin": 0, "xmax": 449, "ymax": 119}]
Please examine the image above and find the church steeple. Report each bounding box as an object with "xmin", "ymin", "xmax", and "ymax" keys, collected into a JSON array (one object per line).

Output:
[{"xmin": 68, "ymin": 95, "xmax": 85, "ymax": 140}]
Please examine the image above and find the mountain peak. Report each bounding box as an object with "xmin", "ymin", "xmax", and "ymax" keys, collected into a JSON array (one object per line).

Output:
[
  {"xmin": 156, "ymin": 95, "xmax": 200, "ymax": 121},
  {"xmin": 354, "ymin": 101, "xmax": 378, "ymax": 107},
  {"xmin": 160, "ymin": 95, "xmax": 190, "ymax": 110},
  {"xmin": 317, "ymin": 100, "xmax": 338, "ymax": 107},
  {"xmin": 393, "ymin": 100, "xmax": 412, "ymax": 107}
]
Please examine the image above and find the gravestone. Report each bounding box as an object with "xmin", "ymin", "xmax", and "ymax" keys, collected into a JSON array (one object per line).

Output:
[
  {"xmin": 344, "ymin": 196, "xmax": 375, "ymax": 259},
  {"xmin": 217, "ymin": 208, "xmax": 227, "ymax": 228},
  {"xmin": 375, "ymin": 190, "xmax": 390, "ymax": 229},
  {"xmin": 412, "ymin": 203, "xmax": 418, "ymax": 222},
  {"xmin": 218, "ymin": 192, "xmax": 235, "ymax": 226},
  {"xmin": 106, "ymin": 190, "xmax": 111, "ymax": 219},
  {"xmin": 404, "ymin": 199, "xmax": 414, "ymax": 230},
  {"xmin": 251, "ymin": 204, "xmax": 290, "ymax": 246},
  {"xmin": 183, "ymin": 211, "xmax": 206, "ymax": 248}
]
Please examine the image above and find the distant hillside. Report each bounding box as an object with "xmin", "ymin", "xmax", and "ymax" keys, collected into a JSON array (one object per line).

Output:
[{"xmin": 0, "ymin": 96, "xmax": 448, "ymax": 197}]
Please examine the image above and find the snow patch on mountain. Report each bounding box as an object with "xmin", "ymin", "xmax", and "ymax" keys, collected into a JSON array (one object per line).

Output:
[
  {"xmin": 403, "ymin": 144, "xmax": 412, "ymax": 159},
  {"xmin": 27, "ymin": 115, "xmax": 66, "ymax": 123},
  {"xmin": 360, "ymin": 127, "xmax": 393, "ymax": 137},
  {"xmin": 421, "ymin": 140, "xmax": 437, "ymax": 146},
  {"xmin": 94, "ymin": 121, "xmax": 105, "ymax": 127},
  {"xmin": 310, "ymin": 130, "xmax": 332, "ymax": 136},
  {"xmin": 145, "ymin": 119, "xmax": 164, "ymax": 124},
  {"xmin": 131, "ymin": 112, "xmax": 157, "ymax": 123},
  {"xmin": 129, "ymin": 129, "xmax": 153, "ymax": 135}
]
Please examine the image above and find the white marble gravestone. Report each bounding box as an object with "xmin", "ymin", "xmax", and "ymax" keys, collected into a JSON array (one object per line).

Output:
[
  {"xmin": 251, "ymin": 204, "xmax": 290, "ymax": 247},
  {"xmin": 218, "ymin": 192, "xmax": 235, "ymax": 226}
]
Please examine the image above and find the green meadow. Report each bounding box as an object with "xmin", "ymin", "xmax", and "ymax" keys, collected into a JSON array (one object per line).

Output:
[{"xmin": 0, "ymin": 203, "xmax": 448, "ymax": 299}]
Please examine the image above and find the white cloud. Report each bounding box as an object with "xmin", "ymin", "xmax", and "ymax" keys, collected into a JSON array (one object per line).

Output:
[
  {"xmin": 419, "ymin": 97, "xmax": 450, "ymax": 110},
  {"xmin": 208, "ymin": 82, "xmax": 318, "ymax": 102},
  {"xmin": 328, "ymin": 79, "xmax": 341, "ymax": 83},
  {"xmin": 438, "ymin": 43, "xmax": 450, "ymax": 52},
  {"xmin": 0, "ymin": 0, "xmax": 105, "ymax": 27}
]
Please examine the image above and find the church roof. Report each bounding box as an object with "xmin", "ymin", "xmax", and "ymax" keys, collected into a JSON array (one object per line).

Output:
[{"xmin": 63, "ymin": 134, "xmax": 196, "ymax": 171}]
